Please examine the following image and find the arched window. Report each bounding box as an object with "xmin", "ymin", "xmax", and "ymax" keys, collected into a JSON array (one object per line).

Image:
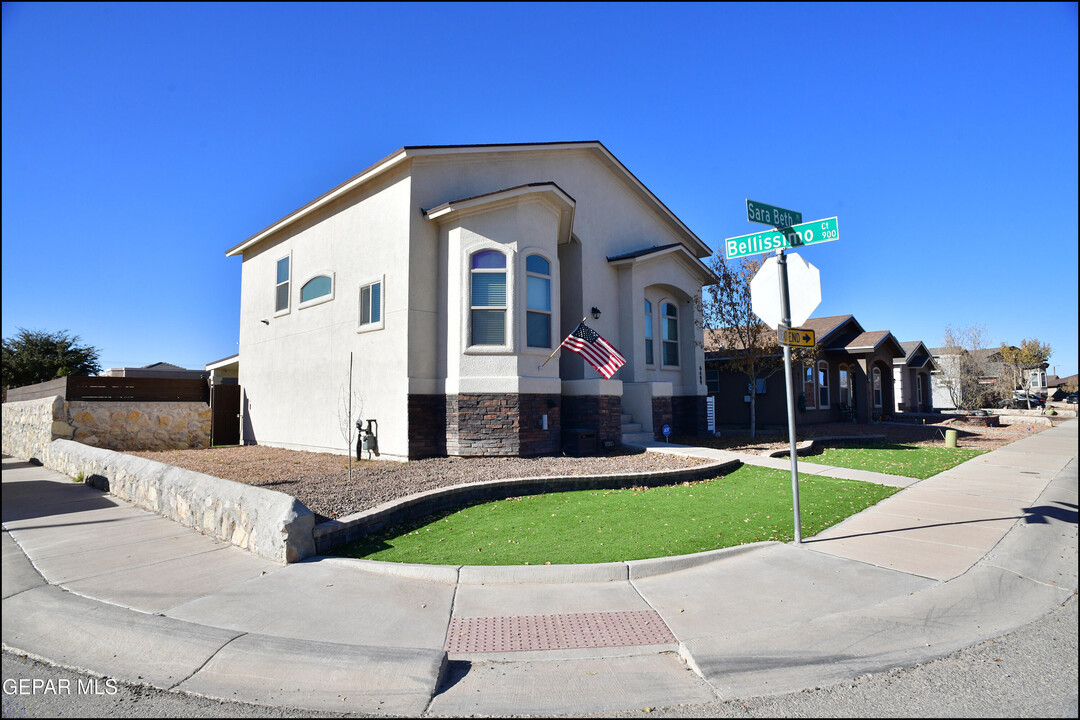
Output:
[
  {"xmin": 471, "ymin": 250, "xmax": 506, "ymax": 346},
  {"xmin": 872, "ymin": 367, "xmax": 883, "ymax": 407},
  {"xmin": 300, "ymin": 275, "xmax": 333, "ymax": 304},
  {"xmin": 662, "ymin": 302, "xmax": 679, "ymax": 366},
  {"xmin": 644, "ymin": 299, "xmax": 654, "ymax": 365},
  {"xmin": 525, "ymin": 255, "xmax": 551, "ymax": 348},
  {"xmin": 817, "ymin": 360, "xmax": 830, "ymax": 409},
  {"xmin": 839, "ymin": 364, "xmax": 851, "ymax": 407}
]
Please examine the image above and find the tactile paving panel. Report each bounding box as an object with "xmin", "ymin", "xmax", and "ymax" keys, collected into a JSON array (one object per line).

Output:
[{"xmin": 445, "ymin": 610, "xmax": 676, "ymax": 653}]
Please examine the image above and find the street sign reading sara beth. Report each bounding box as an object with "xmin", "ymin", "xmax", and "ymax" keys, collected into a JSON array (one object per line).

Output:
[
  {"xmin": 746, "ymin": 199, "xmax": 802, "ymax": 228},
  {"xmin": 778, "ymin": 326, "xmax": 816, "ymax": 348},
  {"xmin": 726, "ymin": 217, "xmax": 839, "ymax": 259}
]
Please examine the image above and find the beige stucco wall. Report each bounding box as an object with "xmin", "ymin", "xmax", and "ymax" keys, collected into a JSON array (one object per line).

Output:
[
  {"xmin": 235, "ymin": 145, "xmax": 713, "ymax": 456},
  {"xmin": 237, "ymin": 165, "xmax": 413, "ymax": 459}
]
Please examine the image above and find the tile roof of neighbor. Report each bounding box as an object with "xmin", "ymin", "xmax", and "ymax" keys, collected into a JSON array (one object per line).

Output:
[
  {"xmin": 141, "ymin": 362, "xmax": 190, "ymax": 371},
  {"xmin": 800, "ymin": 315, "xmax": 860, "ymax": 341},
  {"xmin": 842, "ymin": 331, "xmax": 891, "ymax": 350}
]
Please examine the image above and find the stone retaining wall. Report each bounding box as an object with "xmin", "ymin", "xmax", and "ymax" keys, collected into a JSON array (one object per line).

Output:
[
  {"xmin": 2, "ymin": 396, "xmax": 210, "ymax": 457},
  {"xmin": 3, "ymin": 397, "xmax": 313, "ymax": 563},
  {"xmin": 46, "ymin": 440, "xmax": 314, "ymax": 563},
  {"xmin": 68, "ymin": 400, "xmax": 211, "ymax": 451}
]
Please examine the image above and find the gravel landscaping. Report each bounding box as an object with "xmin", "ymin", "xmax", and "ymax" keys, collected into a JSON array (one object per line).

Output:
[
  {"xmin": 129, "ymin": 445, "xmax": 711, "ymax": 523},
  {"xmin": 131, "ymin": 417, "xmax": 1055, "ymax": 523}
]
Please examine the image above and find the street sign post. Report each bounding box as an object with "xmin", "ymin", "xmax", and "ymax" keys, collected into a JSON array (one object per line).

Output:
[
  {"xmin": 737, "ymin": 202, "xmax": 838, "ymax": 545},
  {"xmin": 778, "ymin": 326, "xmax": 816, "ymax": 348},
  {"xmin": 746, "ymin": 199, "xmax": 802, "ymax": 228},
  {"xmin": 725, "ymin": 217, "xmax": 839, "ymax": 259}
]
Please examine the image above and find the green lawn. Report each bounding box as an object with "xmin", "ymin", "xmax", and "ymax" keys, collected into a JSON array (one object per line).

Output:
[
  {"xmin": 331, "ymin": 465, "xmax": 899, "ymax": 566},
  {"xmin": 806, "ymin": 443, "xmax": 986, "ymax": 479}
]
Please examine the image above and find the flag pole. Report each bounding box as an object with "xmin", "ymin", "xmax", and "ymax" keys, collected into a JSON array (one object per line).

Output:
[{"xmin": 539, "ymin": 316, "xmax": 588, "ymax": 370}]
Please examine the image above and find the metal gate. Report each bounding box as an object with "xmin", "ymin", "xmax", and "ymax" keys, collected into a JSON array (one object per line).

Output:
[{"xmin": 210, "ymin": 385, "xmax": 241, "ymax": 446}]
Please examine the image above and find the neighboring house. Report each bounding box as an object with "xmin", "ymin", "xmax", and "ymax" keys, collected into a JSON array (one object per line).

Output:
[
  {"xmin": 705, "ymin": 314, "xmax": 906, "ymax": 426},
  {"xmin": 929, "ymin": 346, "xmax": 1048, "ymax": 409},
  {"xmin": 100, "ymin": 362, "xmax": 209, "ymax": 380},
  {"xmin": 225, "ymin": 141, "xmax": 717, "ymax": 460},
  {"xmin": 1047, "ymin": 373, "xmax": 1078, "ymax": 400},
  {"xmin": 892, "ymin": 341, "xmax": 939, "ymax": 414}
]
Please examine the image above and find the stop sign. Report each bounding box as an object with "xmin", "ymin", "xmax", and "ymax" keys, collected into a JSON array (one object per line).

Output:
[{"xmin": 750, "ymin": 253, "xmax": 821, "ymax": 329}]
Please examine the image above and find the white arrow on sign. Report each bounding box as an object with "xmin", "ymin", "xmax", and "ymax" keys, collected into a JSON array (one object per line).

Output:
[{"xmin": 749, "ymin": 253, "xmax": 821, "ymax": 330}]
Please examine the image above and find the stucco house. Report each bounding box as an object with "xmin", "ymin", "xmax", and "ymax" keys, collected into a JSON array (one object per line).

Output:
[
  {"xmin": 225, "ymin": 142, "xmax": 717, "ymax": 460},
  {"xmin": 706, "ymin": 314, "xmax": 906, "ymax": 426}
]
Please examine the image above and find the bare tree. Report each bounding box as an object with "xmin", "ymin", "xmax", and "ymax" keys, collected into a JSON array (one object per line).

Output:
[
  {"xmin": 998, "ymin": 338, "xmax": 1052, "ymax": 408},
  {"xmin": 940, "ymin": 324, "xmax": 995, "ymax": 410},
  {"xmin": 338, "ymin": 352, "xmax": 365, "ymax": 482},
  {"xmin": 701, "ymin": 254, "xmax": 817, "ymax": 440}
]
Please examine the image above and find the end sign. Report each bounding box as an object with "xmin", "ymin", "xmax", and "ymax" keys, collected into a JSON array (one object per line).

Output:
[{"xmin": 778, "ymin": 326, "xmax": 816, "ymax": 348}]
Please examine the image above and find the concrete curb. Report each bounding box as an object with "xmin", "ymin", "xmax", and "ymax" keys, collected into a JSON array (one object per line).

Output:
[{"xmin": 315, "ymin": 556, "xmax": 461, "ymax": 584}]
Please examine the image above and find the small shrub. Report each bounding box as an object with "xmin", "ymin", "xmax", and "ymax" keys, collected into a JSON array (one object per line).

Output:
[{"xmin": 73, "ymin": 472, "xmax": 85, "ymax": 483}]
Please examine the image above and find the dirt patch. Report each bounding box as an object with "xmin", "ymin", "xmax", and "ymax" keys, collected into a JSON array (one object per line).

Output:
[{"xmin": 129, "ymin": 445, "xmax": 710, "ymax": 523}]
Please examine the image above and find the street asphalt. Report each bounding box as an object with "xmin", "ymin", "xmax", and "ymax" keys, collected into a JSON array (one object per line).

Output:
[{"xmin": 2, "ymin": 421, "xmax": 1076, "ymax": 716}]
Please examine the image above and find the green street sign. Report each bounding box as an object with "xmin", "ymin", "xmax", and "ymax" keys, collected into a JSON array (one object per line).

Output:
[
  {"xmin": 725, "ymin": 217, "xmax": 839, "ymax": 259},
  {"xmin": 747, "ymin": 199, "xmax": 802, "ymax": 228},
  {"xmin": 778, "ymin": 326, "xmax": 816, "ymax": 348}
]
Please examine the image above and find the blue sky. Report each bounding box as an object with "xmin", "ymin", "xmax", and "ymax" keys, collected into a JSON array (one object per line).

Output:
[{"xmin": 3, "ymin": 2, "xmax": 1077, "ymax": 377}]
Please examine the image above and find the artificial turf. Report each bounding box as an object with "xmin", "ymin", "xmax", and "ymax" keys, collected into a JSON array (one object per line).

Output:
[
  {"xmin": 805, "ymin": 443, "xmax": 986, "ymax": 479},
  {"xmin": 331, "ymin": 464, "xmax": 900, "ymax": 566}
]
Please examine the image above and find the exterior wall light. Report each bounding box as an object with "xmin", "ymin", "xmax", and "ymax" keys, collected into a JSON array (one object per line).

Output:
[{"xmin": 591, "ymin": 306, "xmax": 601, "ymax": 320}]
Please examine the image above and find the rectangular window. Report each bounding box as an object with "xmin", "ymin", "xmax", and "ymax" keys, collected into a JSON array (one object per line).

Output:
[
  {"xmin": 706, "ymin": 368, "xmax": 720, "ymax": 393},
  {"xmin": 839, "ymin": 367, "xmax": 850, "ymax": 407},
  {"xmin": 644, "ymin": 300, "xmax": 654, "ymax": 365},
  {"xmin": 275, "ymin": 256, "xmax": 290, "ymax": 313},
  {"xmin": 359, "ymin": 281, "xmax": 382, "ymax": 326}
]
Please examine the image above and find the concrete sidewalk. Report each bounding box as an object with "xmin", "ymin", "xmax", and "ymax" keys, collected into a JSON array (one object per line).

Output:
[{"xmin": 2, "ymin": 422, "xmax": 1076, "ymax": 716}]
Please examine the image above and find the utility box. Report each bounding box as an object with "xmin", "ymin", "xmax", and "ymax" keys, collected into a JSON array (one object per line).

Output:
[{"xmin": 562, "ymin": 428, "xmax": 597, "ymax": 457}]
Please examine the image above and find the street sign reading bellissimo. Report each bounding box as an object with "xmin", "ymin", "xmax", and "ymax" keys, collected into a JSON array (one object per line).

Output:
[
  {"xmin": 725, "ymin": 217, "xmax": 839, "ymax": 259},
  {"xmin": 746, "ymin": 199, "xmax": 802, "ymax": 228}
]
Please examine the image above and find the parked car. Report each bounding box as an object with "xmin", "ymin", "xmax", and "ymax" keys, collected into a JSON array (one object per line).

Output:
[
  {"xmin": 1067, "ymin": 392, "xmax": 1078, "ymax": 405},
  {"xmin": 1004, "ymin": 393, "xmax": 1045, "ymax": 409}
]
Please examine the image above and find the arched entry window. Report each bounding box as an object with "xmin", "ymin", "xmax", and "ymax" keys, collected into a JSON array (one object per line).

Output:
[
  {"xmin": 839, "ymin": 364, "xmax": 851, "ymax": 407},
  {"xmin": 662, "ymin": 302, "xmax": 679, "ymax": 366},
  {"xmin": 644, "ymin": 299, "xmax": 654, "ymax": 365}
]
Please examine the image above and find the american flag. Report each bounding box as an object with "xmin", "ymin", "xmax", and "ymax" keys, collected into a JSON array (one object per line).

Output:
[{"xmin": 560, "ymin": 321, "xmax": 626, "ymax": 379}]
